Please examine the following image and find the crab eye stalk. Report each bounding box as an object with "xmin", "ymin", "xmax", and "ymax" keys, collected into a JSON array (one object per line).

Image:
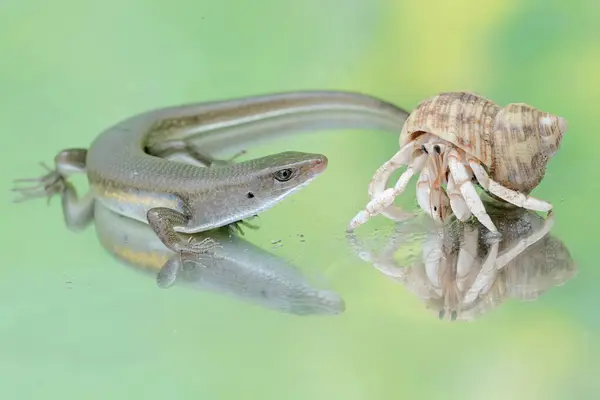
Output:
[{"xmin": 274, "ymin": 168, "xmax": 294, "ymax": 182}]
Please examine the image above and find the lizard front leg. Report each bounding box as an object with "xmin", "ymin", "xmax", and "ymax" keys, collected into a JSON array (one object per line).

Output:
[
  {"xmin": 12, "ymin": 148, "xmax": 95, "ymax": 231},
  {"xmin": 155, "ymin": 256, "xmax": 183, "ymax": 289},
  {"xmin": 146, "ymin": 207, "xmax": 221, "ymax": 255}
]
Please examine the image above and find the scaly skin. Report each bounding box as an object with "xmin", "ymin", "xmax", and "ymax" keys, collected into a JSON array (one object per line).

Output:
[{"xmin": 12, "ymin": 91, "xmax": 411, "ymax": 254}]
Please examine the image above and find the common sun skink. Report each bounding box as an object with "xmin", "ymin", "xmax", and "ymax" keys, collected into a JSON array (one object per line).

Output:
[
  {"xmin": 13, "ymin": 91, "xmax": 410, "ymax": 255},
  {"xmin": 93, "ymin": 202, "xmax": 345, "ymax": 315}
]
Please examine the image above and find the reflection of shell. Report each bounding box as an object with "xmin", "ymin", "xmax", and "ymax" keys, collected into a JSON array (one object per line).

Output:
[
  {"xmin": 430, "ymin": 207, "xmax": 576, "ymax": 321},
  {"xmin": 398, "ymin": 92, "xmax": 567, "ymax": 194},
  {"xmin": 504, "ymin": 235, "xmax": 576, "ymax": 301},
  {"xmin": 346, "ymin": 203, "xmax": 576, "ymax": 322}
]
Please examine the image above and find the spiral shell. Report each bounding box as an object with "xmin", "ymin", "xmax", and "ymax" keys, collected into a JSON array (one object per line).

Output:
[{"xmin": 398, "ymin": 92, "xmax": 567, "ymax": 194}]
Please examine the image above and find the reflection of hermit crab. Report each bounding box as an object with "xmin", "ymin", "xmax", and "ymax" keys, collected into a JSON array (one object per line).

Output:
[
  {"xmin": 347, "ymin": 203, "xmax": 576, "ymax": 321},
  {"xmin": 348, "ymin": 92, "xmax": 567, "ymax": 234}
]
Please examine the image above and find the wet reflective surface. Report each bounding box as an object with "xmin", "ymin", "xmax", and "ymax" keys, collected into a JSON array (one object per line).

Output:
[
  {"xmin": 93, "ymin": 204, "xmax": 345, "ymax": 316},
  {"xmin": 348, "ymin": 199, "xmax": 576, "ymax": 321},
  {"xmin": 2, "ymin": 0, "xmax": 600, "ymax": 399}
]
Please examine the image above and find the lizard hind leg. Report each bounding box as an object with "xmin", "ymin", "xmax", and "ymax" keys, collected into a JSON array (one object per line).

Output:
[
  {"xmin": 12, "ymin": 148, "xmax": 96, "ymax": 231},
  {"xmin": 12, "ymin": 149, "xmax": 88, "ymax": 204},
  {"xmin": 152, "ymin": 139, "xmax": 247, "ymax": 168}
]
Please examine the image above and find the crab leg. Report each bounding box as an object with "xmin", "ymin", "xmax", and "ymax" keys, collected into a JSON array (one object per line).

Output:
[
  {"xmin": 346, "ymin": 228, "xmax": 411, "ymax": 280},
  {"xmin": 347, "ymin": 153, "xmax": 428, "ymax": 231},
  {"xmin": 447, "ymin": 149, "xmax": 498, "ymax": 234},
  {"xmin": 367, "ymin": 141, "xmax": 414, "ymax": 197},
  {"xmin": 466, "ymin": 157, "xmax": 552, "ymax": 212},
  {"xmin": 366, "ymin": 144, "xmax": 416, "ymax": 222},
  {"xmin": 447, "ymin": 173, "xmax": 471, "ymax": 221},
  {"xmin": 494, "ymin": 212, "xmax": 554, "ymax": 270},
  {"xmin": 422, "ymin": 230, "xmax": 444, "ymax": 298},
  {"xmin": 455, "ymin": 223, "xmax": 478, "ymax": 292},
  {"xmin": 367, "ymin": 135, "xmax": 430, "ymax": 221},
  {"xmin": 462, "ymin": 238, "xmax": 500, "ymax": 305}
]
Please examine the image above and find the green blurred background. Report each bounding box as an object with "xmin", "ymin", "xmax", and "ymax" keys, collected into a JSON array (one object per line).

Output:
[{"xmin": 1, "ymin": 0, "xmax": 599, "ymax": 399}]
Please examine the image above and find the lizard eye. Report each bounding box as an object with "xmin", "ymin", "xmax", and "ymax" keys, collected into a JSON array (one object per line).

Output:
[{"xmin": 274, "ymin": 168, "xmax": 294, "ymax": 182}]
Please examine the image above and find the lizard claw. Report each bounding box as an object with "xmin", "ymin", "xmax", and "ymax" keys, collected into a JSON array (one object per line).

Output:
[
  {"xmin": 11, "ymin": 162, "xmax": 66, "ymax": 204},
  {"xmin": 183, "ymin": 236, "xmax": 222, "ymax": 255}
]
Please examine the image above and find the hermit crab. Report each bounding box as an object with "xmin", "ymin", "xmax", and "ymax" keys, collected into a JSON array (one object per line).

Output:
[{"xmin": 347, "ymin": 92, "xmax": 567, "ymax": 234}]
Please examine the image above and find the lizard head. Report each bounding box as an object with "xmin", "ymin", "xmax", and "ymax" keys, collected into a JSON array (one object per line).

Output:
[
  {"xmin": 242, "ymin": 151, "xmax": 327, "ymax": 205},
  {"xmin": 200, "ymin": 151, "xmax": 328, "ymax": 226}
]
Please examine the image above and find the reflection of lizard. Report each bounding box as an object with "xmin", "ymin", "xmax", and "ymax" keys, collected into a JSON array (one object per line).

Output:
[
  {"xmin": 13, "ymin": 91, "xmax": 411, "ymax": 255},
  {"xmin": 93, "ymin": 202, "xmax": 345, "ymax": 316},
  {"xmin": 347, "ymin": 203, "xmax": 576, "ymax": 321}
]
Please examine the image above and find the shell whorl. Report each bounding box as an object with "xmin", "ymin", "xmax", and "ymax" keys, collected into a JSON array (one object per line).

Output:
[
  {"xmin": 490, "ymin": 103, "xmax": 567, "ymax": 193},
  {"xmin": 398, "ymin": 92, "xmax": 567, "ymax": 194},
  {"xmin": 399, "ymin": 92, "xmax": 499, "ymax": 167}
]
